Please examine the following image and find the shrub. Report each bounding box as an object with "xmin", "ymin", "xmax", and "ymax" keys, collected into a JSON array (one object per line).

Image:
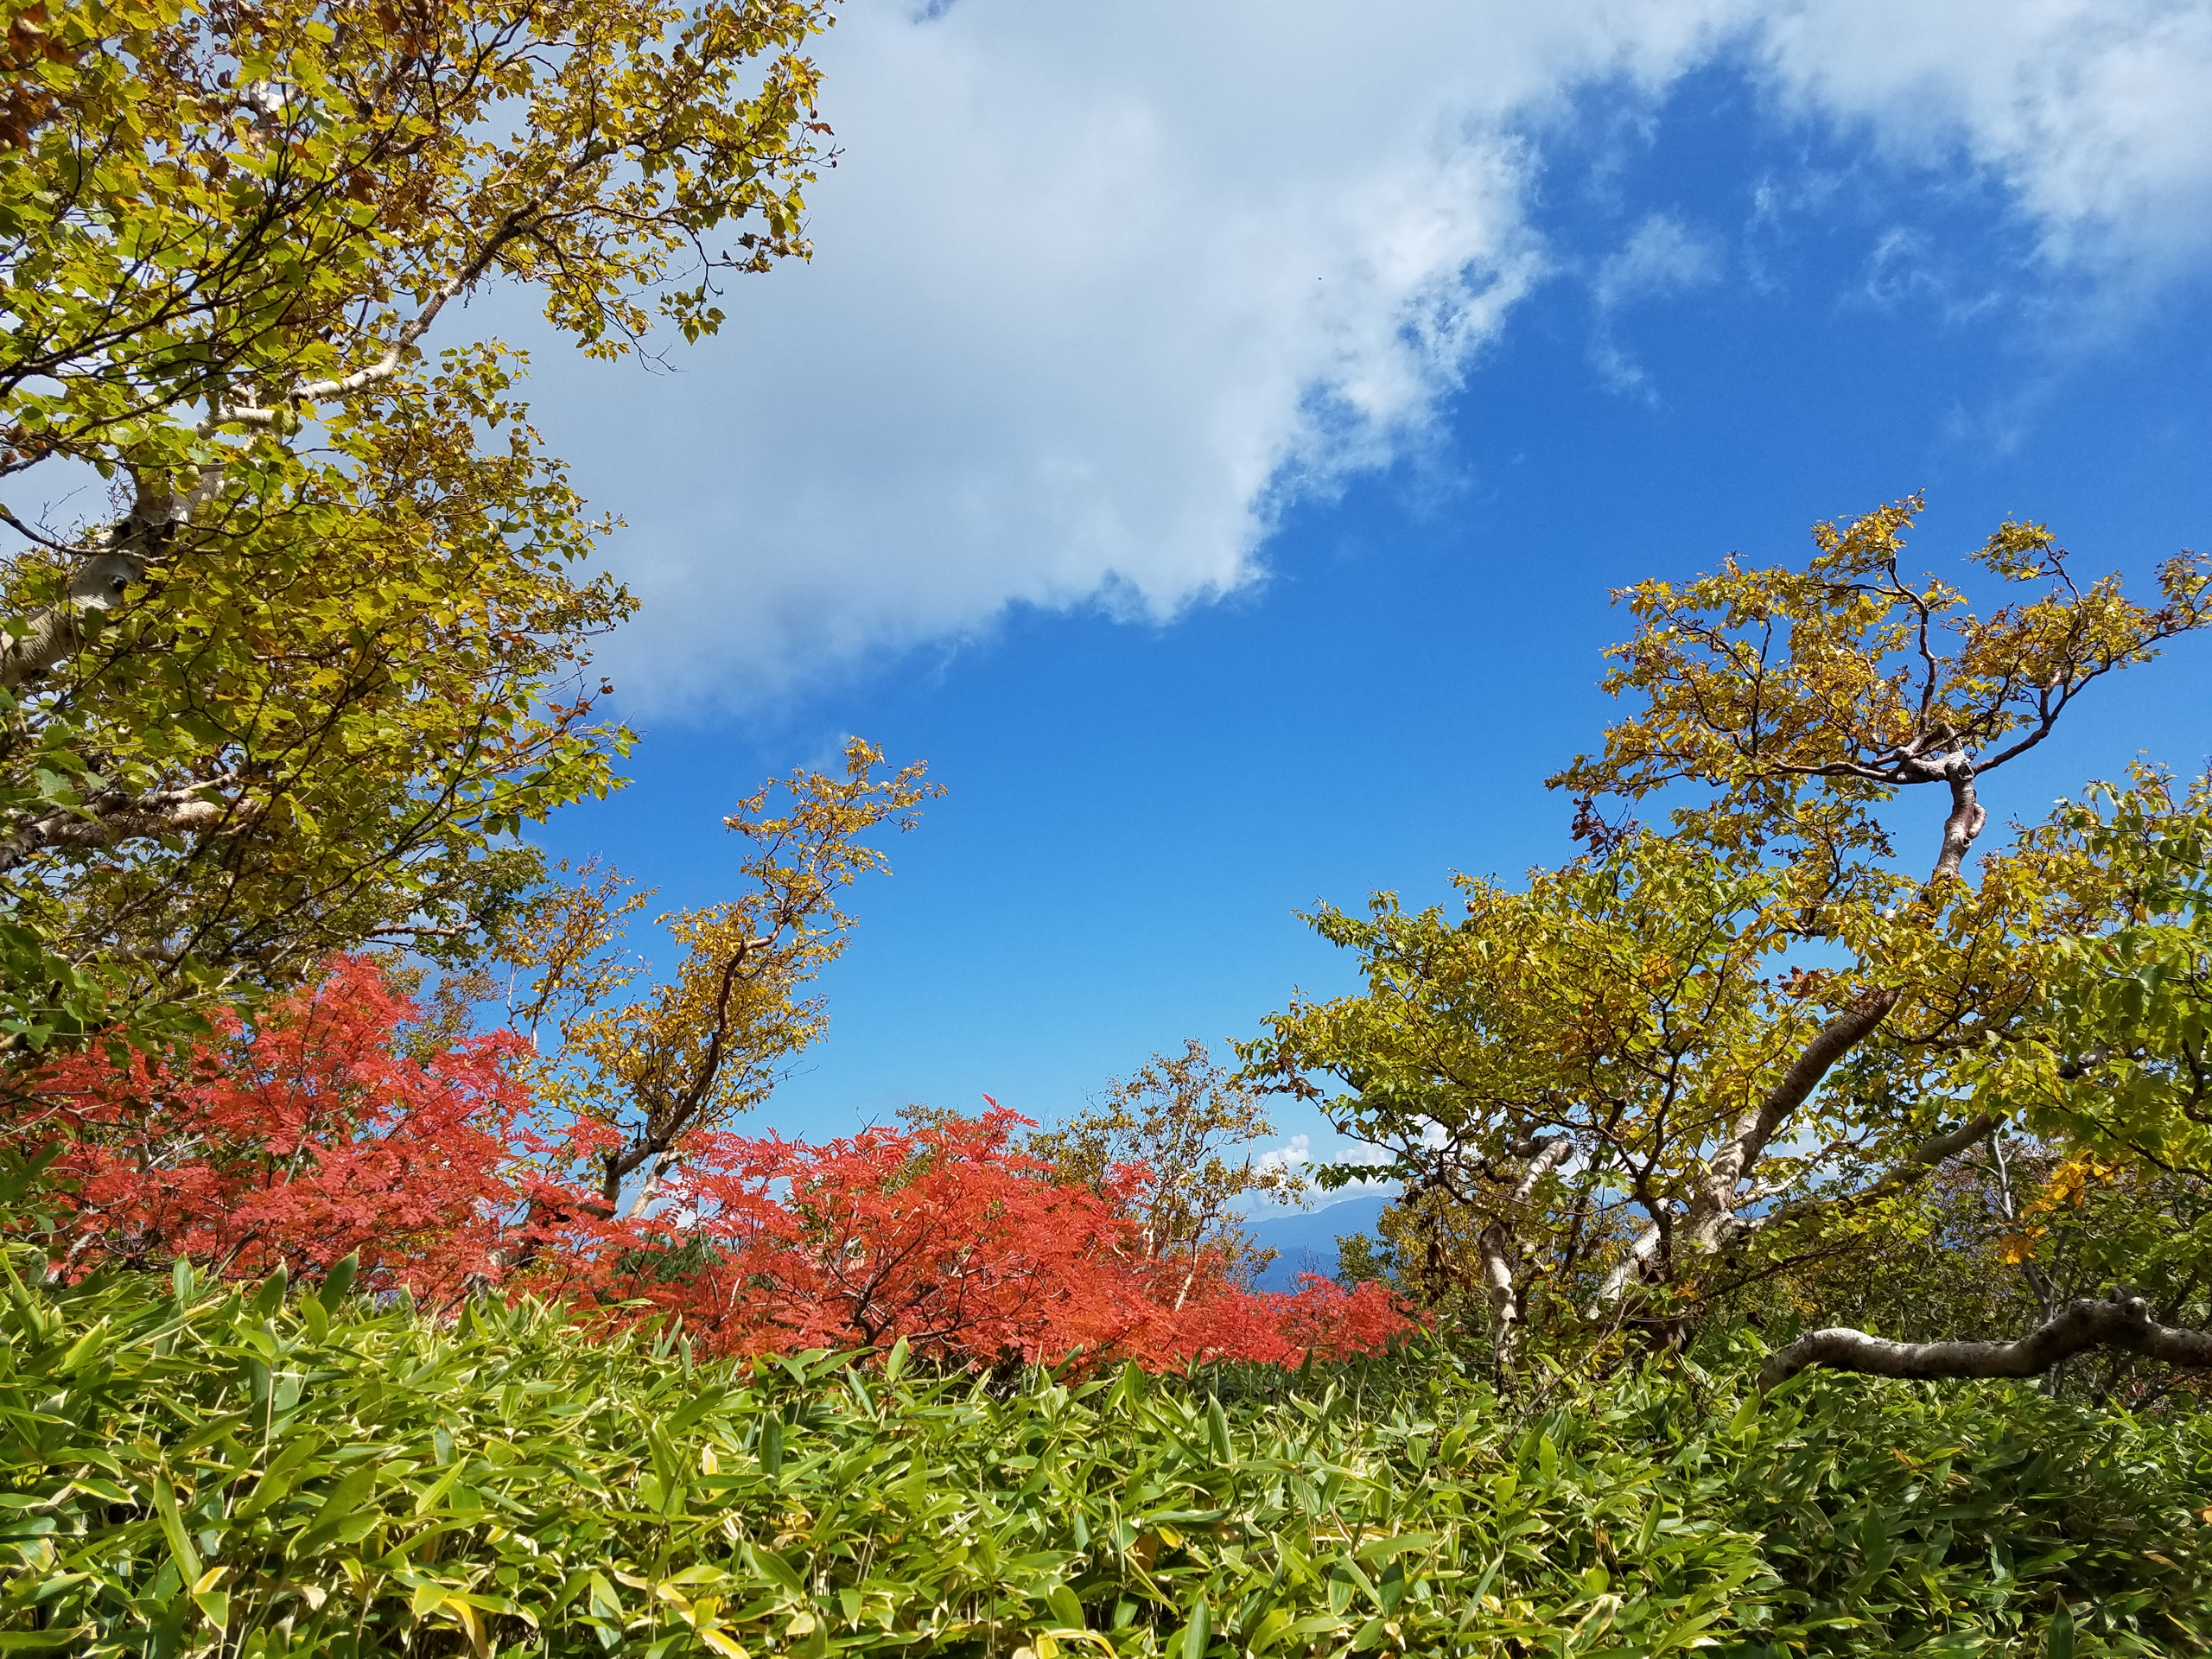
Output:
[
  {"xmin": 6, "ymin": 963, "xmax": 1413, "ymax": 1371},
  {"xmin": 2, "ymin": 1248, "xmax": 2204, "ymax": 1656}
]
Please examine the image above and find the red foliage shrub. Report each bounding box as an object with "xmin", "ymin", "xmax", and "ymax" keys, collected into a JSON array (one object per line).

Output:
[
  {"xmin": 14, "ymin": 962, "xmax": 1415, "ymax": 1369},
  {"xmin": 16, "ymin": 958, "xmax": 535, "ymax": 1303},
  {"xmin": 533, "ymin": 1109, "xmax": 1414, "ymax": 1370},
  {"xmin": 1168, "ymin": 1273, "xmax": 1415, "ymax": 1369},
  {"xmin": 582, "ymin": 1111, "xmax": 1179, "ymax": 1364}
]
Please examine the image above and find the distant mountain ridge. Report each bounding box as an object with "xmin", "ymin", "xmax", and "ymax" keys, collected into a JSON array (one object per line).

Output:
[{"xmin": 1243, "ymin": 1194, "xmax": 1390, "ymax": 1293}]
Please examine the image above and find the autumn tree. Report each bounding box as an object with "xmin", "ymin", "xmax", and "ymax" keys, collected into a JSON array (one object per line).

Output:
[
  {"xmin": 502, "ymin": 739, "xmax": 938, "ymax": 1214},
  {"xmin": 1762, "ymin": 770, "xmax": 2212, "ymax": 1385},
  {"xmin": 567, "ymin": 1105, "xmax": 1408, "ymax": 1370},
  {"xmin": 11, "ymin": 955, "xmax": 531, "ymax": 1300},
  {"xmin": 1245, "ymin": 498, "xmax": 2212, "ymax": 1382},
  {"xmin": 1032, "ymin": 1039, "xmax": 1306, "ymax": 1304},
  {"xmin": 0, "ymin": 0, "xmax": 835, "ymax": 1057}
]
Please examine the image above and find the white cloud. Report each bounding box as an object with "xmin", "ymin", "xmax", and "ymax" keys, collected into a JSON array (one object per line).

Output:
[
  {"xmin": 1314, "ymin": 1137, "xmax": 1405, "ymax": 1205},
  {"xmin": 1594, "ymin": 213, "xmax": 1727, "ymax": 312},
  {"xmin": 518, "ymin": 0, "xmax": 2212, "ymax": 709},
  {"xmin": 1254, "ymin": 1133, "xmax": 1313, "ymax": 1179},
  {"xmin": 1755, "ymin": 0, "xmax": 2212, "ymax": 284},
  {"xmin": 1245, "ymin": 1131, "xmax": 1404, "ymax": 1213},
  {"xmin": 1589, "ymin": 213, "xmax": 1726, "ymax": 394}
]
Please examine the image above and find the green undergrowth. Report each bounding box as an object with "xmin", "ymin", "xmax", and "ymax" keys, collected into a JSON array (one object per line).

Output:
[{"xmin": 3, "ymin": 1248, "xmax": 2208, "ymax": 1657}]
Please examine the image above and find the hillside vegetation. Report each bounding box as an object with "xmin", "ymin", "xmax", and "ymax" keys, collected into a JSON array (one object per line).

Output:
[{"xmin": 5, "ymin": 1247, "xmax": 2209, "ymax": 1657}]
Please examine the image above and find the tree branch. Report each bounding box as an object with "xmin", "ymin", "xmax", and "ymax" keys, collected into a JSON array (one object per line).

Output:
[
  {"xmin": 1929, "ymin": 754, "xmax": 1986, "ymax": 883},
  {"xmin": 1732, "ymin": 1113, "xmax": 2000, "ymax": 1242},
  {"xmin": 1587, "ymin": 1216, "xmax": 1663, "ymax": 1315},
  {"xmin": 1759, "ymin": 1291, "xmax": 2212, "ymax": 1388},
  {"xmin": 0, "ymin": 466, "xmax": 229, "ymax": 691},
  {"xmin": 1478, "ymin": 1135, "xmax": 1571, "ymax": 1368},
  {"xmin": 1682, "ymin": 990, "xmax": 1901, "ymax": 1253},
  {"xmin": 0, "ymin": 782, "xmax": 263, "ymax": 874}
]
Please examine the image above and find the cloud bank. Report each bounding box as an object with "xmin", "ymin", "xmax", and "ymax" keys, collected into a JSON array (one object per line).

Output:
[{"xmin": 532, "ymin": 0, "xmax": 2212, "ymax": 709}]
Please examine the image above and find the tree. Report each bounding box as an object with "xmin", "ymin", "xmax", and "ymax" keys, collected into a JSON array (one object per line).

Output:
[
  {"xmin": 1243, "ymin": 498, "xmax": 2212, "ymax": 1382},
  {"xmin": 1740, "ymin": 1125, "xmax": 2212, "ymax": 1402},
  {"xmin": 1763, "ymin": 771, "xmax": 2212, "ymax": 1384},
  {"xmin": 0, "ymin": 0, "xmax": 835, "ymax": 1056},
  {"xmin": 500, "ymin": 739, "xmax": 938, "ymax": 1214},
  {"xmin": 1031, "ymin": 1039, "xmax": 1306, "ymax": 1304},
  {"xmin": 13, "ymin": 955, "xmax": 532, "ymax": 1300}
]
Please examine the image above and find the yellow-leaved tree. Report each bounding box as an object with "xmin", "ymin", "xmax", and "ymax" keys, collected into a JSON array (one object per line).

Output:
[
  {"xmin": 1032, "ymin": 1039, "xmax": 1308, "ymax": 1304},
  {"xmin": 1244, "ymin": 497, "xmax": 2212, "ymax": 1385},
  {"xmin": 0, "ymin": 0, "xmax": 835, "ymax": 1058},
  {"xmin": 502, "ymin": 740, "xmax": 938, "ymax": 1214}
]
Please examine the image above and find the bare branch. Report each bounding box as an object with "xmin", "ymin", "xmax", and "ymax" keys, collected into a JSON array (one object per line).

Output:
[{"xmin": 1761, "ymin": 1291, "xmax": 2212, "ymax": 1388}]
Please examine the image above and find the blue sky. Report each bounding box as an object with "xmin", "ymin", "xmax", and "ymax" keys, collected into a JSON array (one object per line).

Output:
[{"xmin": 508, "ymin": 0, "xmax": 2212, "ymax": 1192}]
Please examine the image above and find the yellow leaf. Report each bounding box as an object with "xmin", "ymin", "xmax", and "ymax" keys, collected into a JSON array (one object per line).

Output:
[{"xmin": 449, "ymin": 1598, "xmax": 488, "ymax": 1659}]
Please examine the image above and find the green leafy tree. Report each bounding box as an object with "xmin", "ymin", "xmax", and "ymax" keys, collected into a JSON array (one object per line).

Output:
[
  {"xmin": 1743, "ymin": 1124, "xmax": 2211, "ymax": 1405},
  {"xmin": 1765, "ymin": 772, "xmax": 2212, "ymax": 1387},
  {"xmin": 1244, "ymin": 497, "xmax": 2212, "ymax": 1382},
  {"xmin": 0, "ymin": 0, "xmax": 835, "ymax": 1056}
]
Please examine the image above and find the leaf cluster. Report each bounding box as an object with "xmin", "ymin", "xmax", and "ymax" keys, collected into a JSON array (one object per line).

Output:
[{"xmin": 1554, "ymin": 497, "xmax": 2211, "ymax": 835}]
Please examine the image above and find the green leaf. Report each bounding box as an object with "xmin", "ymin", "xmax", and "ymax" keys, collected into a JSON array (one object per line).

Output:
[
  {"xmin": 412, "ymin": 1458, "xmax": 467, "ymax": 1517},
  {"xmin": 319, "ymin": 1254, "xmax": 358, "ymax": 1311},
  {"xmin": 151, "ymin": 1473, "xmax": 201, "ymax": 1583},
  {"xmin": 1355, "ymin": 1533, "xmax": 1440, "ymax": 1563},
  {"xmin": 1726, "ymin": 1391, "xmax": 1761, "ymax": 1440},
  {"xmin": 249, "ymin": 1266, "xmax": 288, "ymax": 1318},
  {"xmin": 191, "ymin": 1580, "xmax": 230, "ymax": 1632},
  {"xmin": 57, "ymin": 1319, "xmax": 107, "ymax": 1374},
  {"xmin": 2045, "ymin": 1600, "xmax": 2075, "ymax": 1659},
  {"xmin": 760, "ymin": 1413, "xmax": 784, "ymax": 1475},
  {"xmin": 665, "ymin": 1386, "xmax": 727, "ymax": 1438},
  {"xmin": 290, "ymin": 1464, "xmax": 377, "ymax": 1554},
  {"xmin": 746, "ymin": 1542, "xmax": 805, "ymax": 1596},
  {"xmin": 1179, "ymin": 1597, "xmax": 1211, "ymax": 1659}
]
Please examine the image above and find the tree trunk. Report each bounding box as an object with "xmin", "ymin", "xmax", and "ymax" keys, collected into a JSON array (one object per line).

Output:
[{"xmin": 1481, "ymin": 1136, "xmax": 1571, "ymax": 1373}]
